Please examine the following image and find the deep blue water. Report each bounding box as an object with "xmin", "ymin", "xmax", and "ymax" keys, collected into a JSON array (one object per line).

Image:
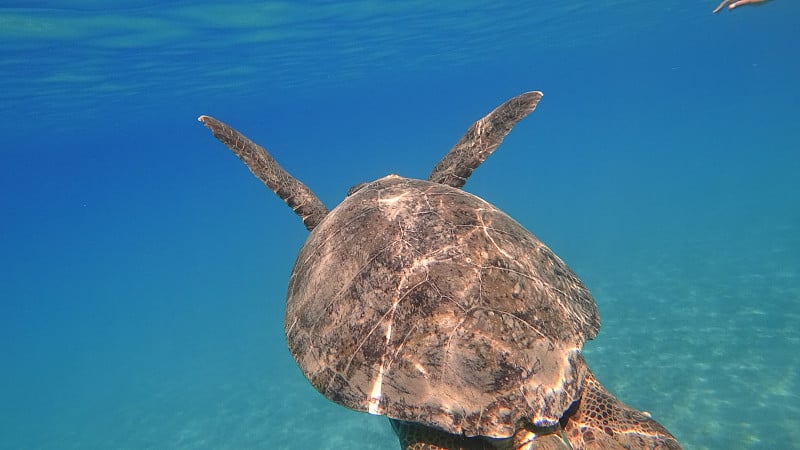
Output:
[{"xmin": 1, "ymin": 1, "xmax": 799, "ymax": 449}]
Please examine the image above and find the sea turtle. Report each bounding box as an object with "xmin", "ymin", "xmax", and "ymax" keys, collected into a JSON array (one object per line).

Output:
[{"xmin": 198, "ymin": 91, "xmax": 682, "ymax": 449}]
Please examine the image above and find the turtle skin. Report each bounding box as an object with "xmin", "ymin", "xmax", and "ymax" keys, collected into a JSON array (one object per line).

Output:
[{"xmin": 393, "ymin": 368, "xmax": 680, "ymax": 450}]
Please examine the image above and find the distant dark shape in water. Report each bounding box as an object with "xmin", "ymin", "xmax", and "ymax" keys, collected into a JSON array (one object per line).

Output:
[
  {"xmin": 198, "ymin": 92, "xmax": 683, "ymax": 449},
  {"xmin": 713, "ymin": 0, "xmax": 769, "ymax": 13}
]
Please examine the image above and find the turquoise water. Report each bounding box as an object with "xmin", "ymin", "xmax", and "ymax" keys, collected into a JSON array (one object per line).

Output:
[{"xmin": 1, "ymin": 1, "xmax": 798, "ymax": 448}]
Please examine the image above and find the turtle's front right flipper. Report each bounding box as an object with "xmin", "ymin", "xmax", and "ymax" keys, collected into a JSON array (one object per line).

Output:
[
  {"xmin": 428, "ymin": 91, "xmax": 542, "ymax": 189},
  {"xmin": 198, "ymin": 115, "xmax": 329, "ymax": 231}
]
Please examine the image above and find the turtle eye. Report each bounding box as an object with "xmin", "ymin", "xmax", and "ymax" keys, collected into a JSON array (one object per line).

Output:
[{"xmin": 347, "ymin": 182, "xmax": 367, "ymax": 197}]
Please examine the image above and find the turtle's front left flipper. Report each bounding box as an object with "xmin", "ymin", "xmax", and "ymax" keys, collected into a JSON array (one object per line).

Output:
[{"xmin": 198, "ymin": 115, "xmax": 329, "ymax": 231}]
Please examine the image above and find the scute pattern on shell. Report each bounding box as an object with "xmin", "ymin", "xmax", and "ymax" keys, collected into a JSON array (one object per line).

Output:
[{"xmin": 285, "ymin": 175, "xmax": 600, "ymax": 438}]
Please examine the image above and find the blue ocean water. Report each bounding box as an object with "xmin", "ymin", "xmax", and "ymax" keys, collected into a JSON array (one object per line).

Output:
[{"xmin": 1, "ymin": 1, "xmax": 798, "ymax": 448}]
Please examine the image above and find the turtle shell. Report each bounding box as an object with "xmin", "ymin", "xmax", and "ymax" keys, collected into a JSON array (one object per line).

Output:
[{"xmin": 285, "ymin": 174, "xmax": 600, "ymax": 438}]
